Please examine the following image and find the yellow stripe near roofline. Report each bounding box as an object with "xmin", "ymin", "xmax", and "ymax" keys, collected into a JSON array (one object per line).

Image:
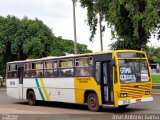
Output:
[{"xmin": 39, "ymin": 78, "xmax": 51, "ymax": 101}]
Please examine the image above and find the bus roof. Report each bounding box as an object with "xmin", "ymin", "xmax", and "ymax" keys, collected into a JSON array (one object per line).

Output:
[{"xmin": 7, "ymin": 50, "xmax": 145, "ymax": 64}]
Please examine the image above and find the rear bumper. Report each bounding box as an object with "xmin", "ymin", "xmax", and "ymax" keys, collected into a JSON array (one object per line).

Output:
[{"xmin": 118, "ymin": 97, "xmax": 153, "ymax": 105}]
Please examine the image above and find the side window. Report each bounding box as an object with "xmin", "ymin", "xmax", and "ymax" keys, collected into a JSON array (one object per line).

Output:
[
  {"xmin": 31, "ymin": 62, "xmax": 43, "ymax": 78},
  {"xmin": 44, "ymin": 61, "xmax": 58, "ymax": 78},
  {"xmin": 59, "ymin": 59, "xmax": 74, "ymax": 77},
  {"xmin": 8, "ymin": 64, "xmax": 17, "ymax": 78},
  {"xmin": 75, "ymin": 57, "xmax": 93, "ymax": 77},
  {"xmin": 140, "ymin": 61, "xmax": 149, "ymax": 82},
  {"xmin": 24, "ymin": 63, "xmax": 31, "ymax": 78}
]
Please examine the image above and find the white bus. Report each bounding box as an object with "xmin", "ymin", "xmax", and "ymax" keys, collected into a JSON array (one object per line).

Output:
[{"xmin": 6, "ymin": 50, "xmax": 153, "ymax": 111}]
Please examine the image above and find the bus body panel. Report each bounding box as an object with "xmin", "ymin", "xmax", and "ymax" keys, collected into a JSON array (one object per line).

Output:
[
  {"xmin": 22, "ymin": 77, "xmax": 102, "ymax": 104},
  {"xmin": 7, "ymin": 79, "xmax": 19, "ymax": 99},
  {"xmin": 23, "ymin": 78, "xmax": 76, "ymax": 103},
  {"xmin": 74, "ymin": 77, "xmax": 102, "ymax": 105}
]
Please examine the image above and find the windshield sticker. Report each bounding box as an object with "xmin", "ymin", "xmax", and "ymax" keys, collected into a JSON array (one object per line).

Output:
[
  {"xmin": 141, "ymin": 74, "xmax": 149, "ymax": 82},
  {"xmin": 120, "ymin": 67, "xmax": 136, "ymax": 82}
]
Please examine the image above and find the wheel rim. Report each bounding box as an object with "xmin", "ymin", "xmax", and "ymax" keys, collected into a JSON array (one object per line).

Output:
[
  {"xmin": 29, "ymin": 94, "xmax": 34, "ymax": 104},
  {"xmin": 89, "ymin": 96, "xmax": 97, "ymax": 107},
  {"xmin": 30, "ymin": 94, "xmax": 34, "ymax": 102}
]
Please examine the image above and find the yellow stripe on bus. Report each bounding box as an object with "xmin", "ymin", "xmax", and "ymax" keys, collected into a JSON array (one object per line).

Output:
[{"xmin": 39, "ymin": 78, "xmax": 51, "ymax": 101}]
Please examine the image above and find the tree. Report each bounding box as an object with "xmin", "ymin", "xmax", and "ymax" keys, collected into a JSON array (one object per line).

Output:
[
  {"xmin": 145, "ymin": 46, "xmax": 160, "ymax": 63},
  {"xmin": 80, "ymin": 0, "xmax": 160, "ymax": 50},
  {"xmin": 0, "ymin": 16, "xmax": 54, "ymax": 76},
  {"xmin": 0, "ymin": 15, "xmax": 92, "ymax": 77},
  {"xmin": 50, "ymin": 36, "xmax": 92, "ymax": 56}
]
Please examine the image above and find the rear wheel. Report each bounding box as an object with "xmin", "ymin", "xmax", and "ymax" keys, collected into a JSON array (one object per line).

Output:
[
  {"xmin": 87, "ymin": 93, "xmax": 100, "ymax": 112},
  {"xmin": 28, "ymin": 91, "xmax": 36, "ymax": 106}
]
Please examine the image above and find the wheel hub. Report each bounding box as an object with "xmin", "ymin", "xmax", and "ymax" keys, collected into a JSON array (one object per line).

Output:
[{"xmin": 90, "ymin": 97, "xmax": 96, "ymax": 107}]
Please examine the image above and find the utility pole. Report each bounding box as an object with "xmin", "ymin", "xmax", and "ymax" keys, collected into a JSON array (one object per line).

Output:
[
  {"xmin": 72, "ymin": 0, "xmax": 77, "ymax": 54},
  {"xmin": 99, "ymin": 12, "xmax": 103, "ymax": 51}
]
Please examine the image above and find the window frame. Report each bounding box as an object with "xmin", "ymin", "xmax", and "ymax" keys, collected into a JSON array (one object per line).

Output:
[
  {"xmin": 43, "ymin": 60, "xmax": 58, "ymax": 78},
  {"xmin": 75, "ymin": 56, "xmax": 93, "ymax": 77},
  {"xmin": 7, "ymin": 64, "xmax": 18, "ymax": 79},
  {"xmin": 58, "ymin": 58, "xmax": 74, "ymax": 77}
]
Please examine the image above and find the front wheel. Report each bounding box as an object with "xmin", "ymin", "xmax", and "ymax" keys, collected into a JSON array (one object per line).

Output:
[
  {"xmin": 28, "ymin": 91, "xmax": 36, "ymax": 106},
  {"xmin": 87, "ymin": 93, "xmax": 101, "ymax": 112}
]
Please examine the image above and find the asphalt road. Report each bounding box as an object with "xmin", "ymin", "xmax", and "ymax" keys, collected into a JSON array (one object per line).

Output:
[{"xmin": 0, "ymin": 90, "xmax": 160, "ymax": 120}]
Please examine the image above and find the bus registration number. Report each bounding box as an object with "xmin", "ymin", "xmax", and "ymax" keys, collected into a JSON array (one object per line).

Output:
[
  {"xmin": 136, "ymin": 99, "xmax": 141, "ymax": 103},
  {"xmin": 123, "ymin": 100, "xmax": 130, "ymax": 104}
]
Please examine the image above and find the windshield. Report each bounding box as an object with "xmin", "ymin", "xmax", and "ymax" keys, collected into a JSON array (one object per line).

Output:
[{"xmin": 119, "ymin": 59, "xmax": 150, "ymax": 83}]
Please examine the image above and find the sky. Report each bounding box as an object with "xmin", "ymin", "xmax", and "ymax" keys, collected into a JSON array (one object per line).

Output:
[{"xmin": 0, "ymin": 0, "xmax": 159, "ymax": 52}]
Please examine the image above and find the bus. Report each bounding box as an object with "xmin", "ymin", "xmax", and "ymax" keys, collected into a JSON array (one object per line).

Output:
[{"xmin": 6, "ymin": 50, "xmax": 153, "ymax": 111}]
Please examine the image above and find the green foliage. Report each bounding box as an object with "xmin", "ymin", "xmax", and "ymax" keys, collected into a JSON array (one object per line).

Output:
[
  {"xmin": 0, "ymin": 16, "xmax": 92, "ymax": 77},
  {"xmin": 80, "ymin": 0, "xmax": 160, "ymax": 50},
  {"xmin": 50, "ymin": 36, "xmax": 92, "ymax": 56},
  {"xmin": 145, "ymin": 46, "xmax": 160, "ymax": 62},
  {"xmin": 0, "ymin": 16, "xmax": 54, "ymax": 76}
]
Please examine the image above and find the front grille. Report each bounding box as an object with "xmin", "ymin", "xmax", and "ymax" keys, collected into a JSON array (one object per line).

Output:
[{"xmin": 120, "ymin": 84, "xmax": 152, "ymax": 98}]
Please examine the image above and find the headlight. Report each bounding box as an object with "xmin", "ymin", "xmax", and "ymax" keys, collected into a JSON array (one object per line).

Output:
[
  {"xmin": 145, "ymin": 91, "xmax": 150, "ymax": 95},
  {"xmin": 120, "ymin": 93, "xmax": 128, "ymax": 98}
]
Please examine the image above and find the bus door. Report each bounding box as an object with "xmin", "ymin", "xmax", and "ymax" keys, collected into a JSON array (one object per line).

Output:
[
  {"xmin": 101, "ymin": 61, "xmax": 114, "ymax": 104},
  {"xmin": 18, "ymin": 67, "xmax": 24, "ymax": 99},
  {"xmin": 95, "ymin": 61, "xmax": 114, "ymax": 104}
]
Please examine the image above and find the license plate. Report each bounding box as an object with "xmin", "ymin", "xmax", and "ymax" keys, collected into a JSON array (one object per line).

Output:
[
  {"xmin": 136, "ymin": 99, "xmax": 141, "ymax": 103},
  {"xmin": 123, "ymin": 100, "xmax": 130, "ymax": 104}
]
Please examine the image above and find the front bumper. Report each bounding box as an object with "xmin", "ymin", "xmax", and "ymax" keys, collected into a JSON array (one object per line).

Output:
[{"xmin": 118, "ymin": 97, "xmax": 153, "ymax": 105}]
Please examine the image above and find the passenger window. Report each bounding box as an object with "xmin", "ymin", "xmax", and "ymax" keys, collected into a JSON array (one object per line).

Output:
[
  {"xmin": 31, "ymin": 62, "xmax": 43, "ymax": 78},
  {"xmin": 30, "ymin": 70, "xmax": 37, "ymax": 78},
  {"xmin": 8, "ymin": 64, "xmax": 18, "ymax": 78},
  {"xmin": 44, "ymin": 61, "xmax": 58, "ymax": 78},
  {"xmin": 8, "ymin": 71, "xmax": 17, "ymax": 79},
  {"xmin": 24, "ymin": 63, "xmax": 31, "ymax": 78},
  {"xmin": 75, "ymin": 57, "xmax": 93, "ymax": 76},
  {"xmin": 24, "ymin": 71, "xmax": 30, "ymax": 78},
  {"xmin": 24, "ymin": 63, "xmax": 31, "ymax": 70},
  {"xmin": 44, "ymin": 61, "xmax": 53, "ymax": 69},
  {"xmin": 9, "ymin": 64, "xmax": 17, "ymax": 71},
  {"xmin": 59, "ymin": 59, "xmax": 73, "ymax": 77}
]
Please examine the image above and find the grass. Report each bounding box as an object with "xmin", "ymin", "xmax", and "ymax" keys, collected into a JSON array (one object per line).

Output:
[
  {"xmin": 152, "ymin": 74, "xmax": 160, "ymax": 89},
  {"xmin": 151, "ymin": 74, "xmax": 160, "ymax": 83}
]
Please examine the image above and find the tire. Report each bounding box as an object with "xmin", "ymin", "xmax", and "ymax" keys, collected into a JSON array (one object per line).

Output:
[
  {"xmin": 87, "ymin": 92, "xmax": 100, "ymax": 112},
  {"xmin": 28, "ymin": 91, "xmax": 36, "ymax": 106}
]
